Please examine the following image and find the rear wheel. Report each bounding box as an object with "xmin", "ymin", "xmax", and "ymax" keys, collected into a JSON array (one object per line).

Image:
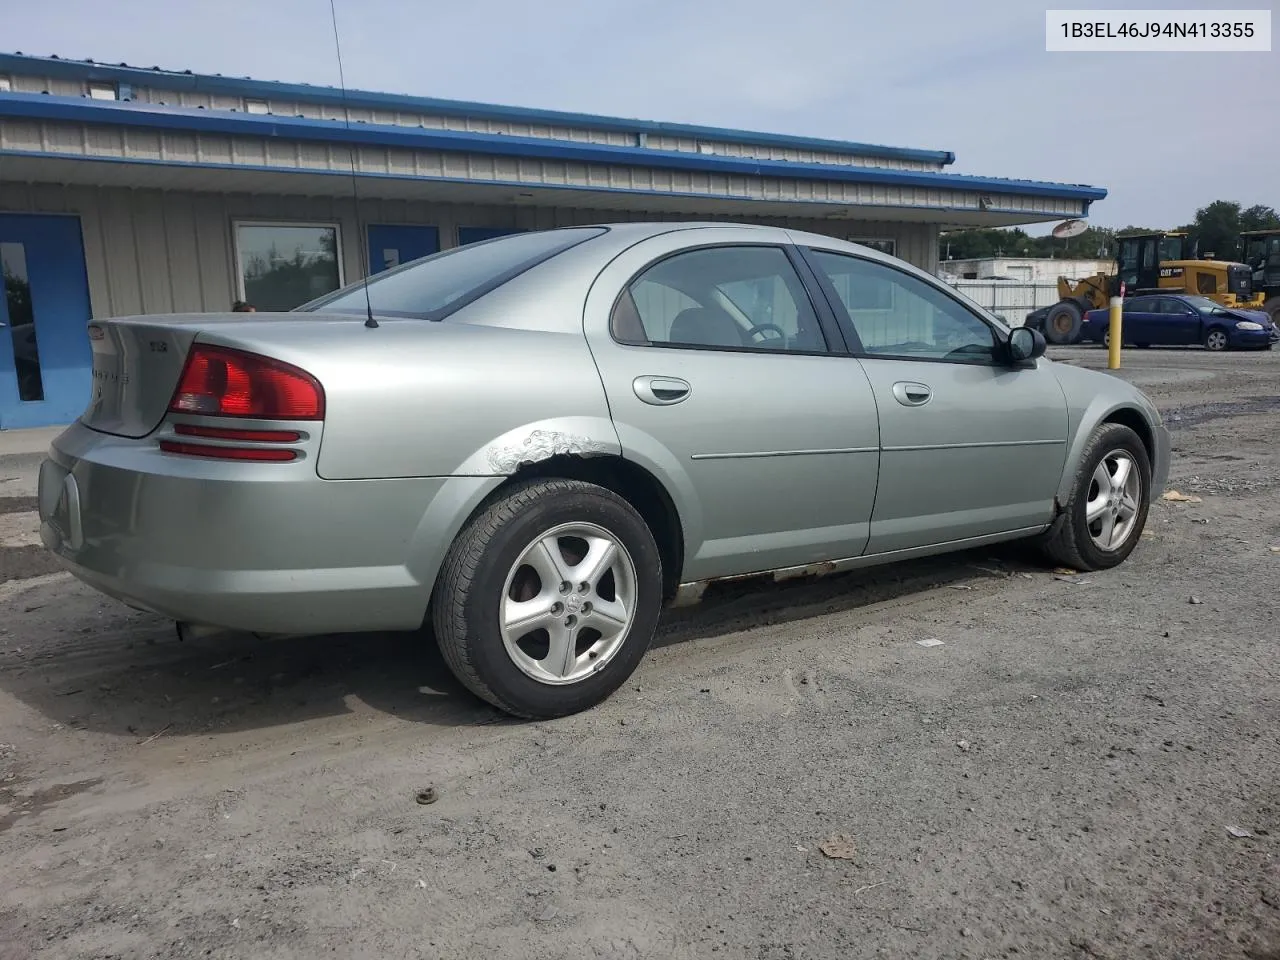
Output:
[
  {"xmin": 432, "ymin": 478, "xmax": 663, "ymax": 719},
  {"xmin": 1044, "ymin": 300, "xmax": 1084, "ymax": 345},
  {"xmin": 1204, "ymin": 327, "xmax": 1229, "ymax": 351},
  {"xmin": 1038, "ymin": 423, "xmax": 1151, "ymax": 572}
]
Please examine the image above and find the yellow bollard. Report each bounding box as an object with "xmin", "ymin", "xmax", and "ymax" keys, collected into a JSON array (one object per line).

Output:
[{"xmin": 1108, "ymin": 296, "xmax": 1123, "ymax": 369}]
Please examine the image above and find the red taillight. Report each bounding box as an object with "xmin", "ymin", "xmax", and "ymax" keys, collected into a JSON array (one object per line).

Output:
[
  {"xmin": 168, "ymin": 344, "xmax": 324, "ymax": 420},
  {"xmin": 159, "ymin": 440, "xmax": 296, "ymax": 462}
]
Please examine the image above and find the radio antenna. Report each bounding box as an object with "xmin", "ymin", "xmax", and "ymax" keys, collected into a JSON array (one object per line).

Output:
[{"xmin": 328, "ymin": 0, "xmax": 378, "ymax": 328}]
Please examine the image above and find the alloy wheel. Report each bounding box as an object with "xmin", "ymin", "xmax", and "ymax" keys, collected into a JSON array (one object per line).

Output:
[
  {"xmin": 498, "ymin": 522, "xmax": 638, "ymax": 685},
  {"xmin": 1085, "ymin": 450, "xmax": 1142, "ymax": 551}
]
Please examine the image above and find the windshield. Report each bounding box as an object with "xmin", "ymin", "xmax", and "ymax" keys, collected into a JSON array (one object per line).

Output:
[
  {"xmin": 1158, "ymin": 235, "xmax": 1184, "ymax": 261},
  {"xmin": 1182, "ymin": 295, "xmax": 1228, "ymax": 315},
  {"xmin": 297, "ymin": 227, "xmax": 607, "ymax": 320}
]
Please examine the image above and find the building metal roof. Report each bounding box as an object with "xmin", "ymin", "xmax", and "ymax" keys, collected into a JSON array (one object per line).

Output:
[
  {"xmin": 0, "ymin": 51, "xmax": 957, "ymax": 166},
  {"xmin": 0, "ymin": 52, "xmax": 1107, "ymax": 213}
]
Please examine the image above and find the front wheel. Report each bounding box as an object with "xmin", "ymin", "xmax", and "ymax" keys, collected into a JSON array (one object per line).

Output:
[
  {"xmin": 1044, "ymin": 301, "xmax": 1084, "ymax": 345},
  {"xmin": 1038, "ymin": 423, "xmax": 1152, "ymax": 572},
  {"xmin": 1204, "ymin": 327, "xmax": 1229, "ymax": 351},
  {"xmin": 432, "ymin": 478, "xmax": 663, "ymax": 719}
]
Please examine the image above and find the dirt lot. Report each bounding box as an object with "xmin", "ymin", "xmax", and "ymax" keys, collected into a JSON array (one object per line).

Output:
[{"xmin": 1, "ymin": 345, "xmax": 1278, "ymax": 960}]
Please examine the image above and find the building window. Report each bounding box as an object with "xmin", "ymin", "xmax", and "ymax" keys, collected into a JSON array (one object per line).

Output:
[
  {"xmin": 234, "ymin": 222, "xmax": 343, "ymax": 312},
  {"xmin": 245, "ymin": 99, "xmax": 270, "ymax": 115},
  {"xmin": 87, "ymin": 81, "xmax": 118, "ymax": 100},
  {"xmin": 849, "ymin": 238, "xmax": 896, "ymax": 256}
]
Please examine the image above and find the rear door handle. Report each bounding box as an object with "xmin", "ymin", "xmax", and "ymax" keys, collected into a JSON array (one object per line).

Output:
[
  {"xmin": 633, "ymin": 375, "xmax": 691, "ymax": 405},
  {"xmin": 892, "ymin": 381, "xmax": 932, "ymax": 406}
]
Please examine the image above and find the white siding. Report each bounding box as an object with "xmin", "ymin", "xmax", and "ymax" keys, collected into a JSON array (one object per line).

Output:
[
  {"xmin": 2, "ymin": 71, "xmax": 948, "ymax": 172},
  {"xmin": 0, "ymin": 182, "xmax": 940, "ymax": 318},
  {"xmin": 0, "ymin": 119, "xmax": 1085, "ymax": 222}
]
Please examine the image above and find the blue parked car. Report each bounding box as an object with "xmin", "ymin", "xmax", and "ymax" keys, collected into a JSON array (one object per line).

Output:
[{"xmin": 1082, "ymin": 294, "xmax": 1278, "ymax": 351}]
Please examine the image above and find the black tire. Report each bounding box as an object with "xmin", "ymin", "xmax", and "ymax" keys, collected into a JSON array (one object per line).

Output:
[
  {"xmin": 1263, "ymin": 297, "xmax": 1280, "ymax": 327},
  {"xmin": 1038, "ymin": 423, "xmax": 1152, "ymax": 572},
  {"xmin": 1204, "ymin": 326, "xmax": 1229, "ymax": 351},
  {"xmin": 1044, "ymin": 300, "xmax": 1084, "ymax": 345},
  {"xmin": 432, "ymin": 478, "xmax": 663, "ymax": 720}
]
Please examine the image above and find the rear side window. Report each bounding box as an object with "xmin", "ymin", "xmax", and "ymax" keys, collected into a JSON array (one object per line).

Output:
[
  {"xmin": 299, "ymin": 227, "xmax": 606, "ymax": 320},
  {"xmin": 610, "ymin": 245, "xmax": 829, "ymax": 354}
]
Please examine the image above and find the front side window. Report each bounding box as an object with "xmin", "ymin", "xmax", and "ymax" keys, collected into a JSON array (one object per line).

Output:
[
  {"xmin": 1154, "ymin": 298, "xmax": 1193, "ymax": 316},
  {"xmin": 236, "ymin": 223, "xmax": 342, "ymax": 312},
  {"xmin": 303, "ymin": 227, "xmax": 605, "ymax": 320},
  {"xmin": 807, "ymin": 250, "xmax": 996, "ymax": 363},
  {"xmin": 611, "ymin": 246, "xmax": 829, "ymax": 354}
]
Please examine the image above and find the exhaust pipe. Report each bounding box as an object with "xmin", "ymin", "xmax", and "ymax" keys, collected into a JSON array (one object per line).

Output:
[{"xmin": 175, "ymin": 621, "xmax": 240, "ymax": 643}]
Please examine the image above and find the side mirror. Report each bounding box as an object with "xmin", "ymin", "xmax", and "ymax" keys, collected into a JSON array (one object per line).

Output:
[{"xmin": 1007, "ymin": 326, "xmax": 1047, "ymax": 364}]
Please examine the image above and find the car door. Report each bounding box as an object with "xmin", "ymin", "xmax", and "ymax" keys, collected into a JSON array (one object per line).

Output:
[
  {"xmin": 799, "ymin": 245, "xmax": 1068, "ymax": 555},
  {"xmin": 1121, "ymin": 297, "xmax": 1157, "ymax": 344},
  {"xmin": 1157, "ymin": 298, "xmax": 1200, "ymax": 344},
  {"xmin": 583, "ymin": 229, "xmax": 881, "ymax": 582}
]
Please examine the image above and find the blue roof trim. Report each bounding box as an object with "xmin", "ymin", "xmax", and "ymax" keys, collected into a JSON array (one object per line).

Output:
[
  {"xmin": 0, "ymin": 93, "xmax": 1108, "ymax": 203},
  {"xmin": 0, "ymin": 148, "xmax": 1088, "ymax": 220},
  {"xmin": 0, "ymin": 51, "xmax": 956, "ymax": 166}
]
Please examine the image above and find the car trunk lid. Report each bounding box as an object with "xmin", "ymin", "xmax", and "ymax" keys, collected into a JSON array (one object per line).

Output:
[{"xmin": 79, "ymin": 312, "xmax": 354, "ymax": 438}]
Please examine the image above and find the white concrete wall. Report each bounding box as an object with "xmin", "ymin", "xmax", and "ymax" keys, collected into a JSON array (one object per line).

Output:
[{"xmin": 0, "ymin": 182, "xmax": 940, "ymax": 319}]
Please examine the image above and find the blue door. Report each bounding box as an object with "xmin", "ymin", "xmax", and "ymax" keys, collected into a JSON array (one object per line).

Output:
[
  {"xmin": 0, "ymin": 214, "xmax": 93, "ymax": 430},
  {"xmin": 1120, "ymin": 296, "xmax": 1159, "ymax": 345},
  {"xmin": 366, "ymin": 224, "xmax": 440, "ymax": 274},
  {"xmin": 1155, "ymin": 297, "xmax": 1201, "ymax": 344},
  {"xmin": 457, "ymin": 226, "xmax": 527, "ymax": 246}
]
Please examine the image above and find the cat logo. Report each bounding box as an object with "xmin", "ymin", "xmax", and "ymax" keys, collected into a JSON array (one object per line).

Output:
[{"xmin": 1158, "ymin": 266, "xmax": 1184, "ymax": 279}]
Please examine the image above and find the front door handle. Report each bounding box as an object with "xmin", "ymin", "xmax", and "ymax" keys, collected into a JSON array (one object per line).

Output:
[
  {"xmin": 633, "ymin": 375, "xmax": 691, "ymax": 406},
  {"xmin": 892, "ymin": 381, "xmax": 932, "ymax": 406}
]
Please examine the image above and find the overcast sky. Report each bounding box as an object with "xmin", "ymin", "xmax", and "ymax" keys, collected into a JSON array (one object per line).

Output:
[{"xmin": 5, "ymin": 0, "xmax": 1278, "ymax": 231}]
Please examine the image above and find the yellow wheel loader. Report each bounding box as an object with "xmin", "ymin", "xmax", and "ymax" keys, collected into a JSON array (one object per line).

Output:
[{"xmin": 1030, "ymin": 233, "xmax": 1265, "ymax": 344}]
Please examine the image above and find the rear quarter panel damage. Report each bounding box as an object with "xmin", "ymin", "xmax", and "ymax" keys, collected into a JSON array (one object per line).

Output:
[{"xmin": 211, "ymin": 321, "xmax": 621, "ymax": 482}]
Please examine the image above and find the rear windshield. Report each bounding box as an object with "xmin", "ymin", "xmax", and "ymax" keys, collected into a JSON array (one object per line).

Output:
[{"xmin": 297, "ymin": 226, "xmax": 607, "ymax": 320}]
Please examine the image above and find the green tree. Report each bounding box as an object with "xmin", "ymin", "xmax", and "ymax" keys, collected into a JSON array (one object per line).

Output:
[
  {"xmin": 1240, "ymin": 204, "xmax": 1280, "ymax": 233},
  {"xmin": 1190, "ymin": 200, "xmax": 1242, "ymax": 259}
]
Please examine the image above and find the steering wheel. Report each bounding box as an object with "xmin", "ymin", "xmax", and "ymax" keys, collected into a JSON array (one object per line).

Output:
[{"xmin": 744, "ymin": 322, "xmax": 787, "ymax": 343}]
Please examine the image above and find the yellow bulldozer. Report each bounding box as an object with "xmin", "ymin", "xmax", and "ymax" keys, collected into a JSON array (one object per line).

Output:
[{"xmin": 1035, "ymin": 232, "xmax": 1266, "ymax": 344}]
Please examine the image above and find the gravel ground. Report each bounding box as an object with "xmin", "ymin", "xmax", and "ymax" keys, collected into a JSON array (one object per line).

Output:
[{"xmin": 1, "ymin": 344, "xmax": 1278, "ymax": 960}]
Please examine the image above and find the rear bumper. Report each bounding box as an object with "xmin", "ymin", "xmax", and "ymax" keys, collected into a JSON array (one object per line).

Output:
[{"xmin": 38, "ymin": 422, "xmax": 501, "ymax": 634}]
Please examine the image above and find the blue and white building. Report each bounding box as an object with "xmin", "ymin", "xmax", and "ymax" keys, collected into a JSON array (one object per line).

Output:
[{"xmin": 0, "ymin": 52, "xmax": 1107, "ymax": 428}]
